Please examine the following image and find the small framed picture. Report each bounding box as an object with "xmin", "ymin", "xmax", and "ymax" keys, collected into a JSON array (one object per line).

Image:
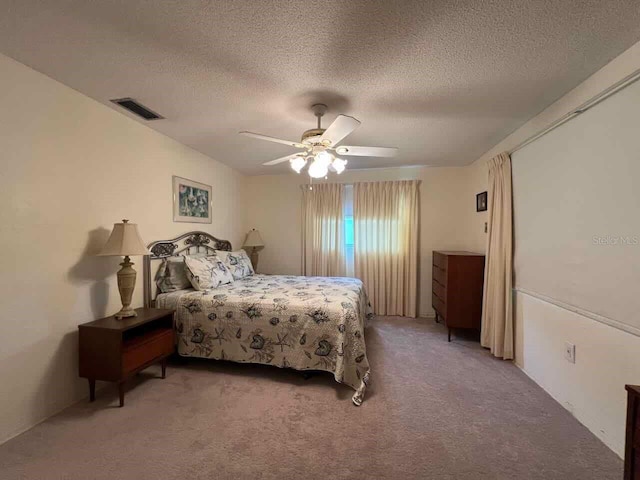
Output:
[
  {"xmin": 476, "ymin": 191, "xmax": 488, "ymax": 212},
  {"xmin": 173, "ymin": 176, "xmax": 212, "ymax": 223}
]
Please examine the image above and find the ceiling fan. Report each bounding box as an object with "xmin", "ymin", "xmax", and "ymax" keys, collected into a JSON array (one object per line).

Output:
[{"xmin": 239, "ymin": 104, "xmax": 398, "ymax": 178}]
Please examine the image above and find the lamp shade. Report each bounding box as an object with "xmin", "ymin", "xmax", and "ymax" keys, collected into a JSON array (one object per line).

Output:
[
  {"xmin": 98, "ymin": 219, "xmax": 149, "ymax": 256},
  {"xmin": 243, "ymin": 229, "xmax": 264, "ymax": 248}
]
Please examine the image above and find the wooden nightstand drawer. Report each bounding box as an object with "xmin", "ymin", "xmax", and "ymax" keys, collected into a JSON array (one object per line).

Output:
[{"xmin": 123, "ymin": 328, "xmax": 174, "ymax": 375}]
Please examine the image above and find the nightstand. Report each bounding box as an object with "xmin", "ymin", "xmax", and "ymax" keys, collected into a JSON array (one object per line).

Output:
[{"xmin": 78, "ymin": 308, "xmax": 175, "ymax": 407}]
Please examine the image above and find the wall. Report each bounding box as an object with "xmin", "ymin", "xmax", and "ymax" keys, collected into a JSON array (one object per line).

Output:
[
  {"xmin": 245, "ymin": 166, "xmax": 477, "ymax": 317},
  {"xmin": 0, "ymin": 53, "xmax": 246, "ymax": 444},
  {"xmin": 464, "ymin": 158, "xmax": 488, "ymax": 254},
  {"xmin": 514, "ymin": 292, "xmax": 640, "ymax": 456},
  {"xmin": 467, "ymin": 40, "xmax": 640, "ymax": 457}
]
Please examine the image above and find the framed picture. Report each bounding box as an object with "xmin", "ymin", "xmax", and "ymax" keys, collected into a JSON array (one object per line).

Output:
[
  {"xmin": 476, "ymin": 191, "xmax": 488, "ymax": 212},
  {"xmin": 173, "ymin": 176, "xmax": 212, "ymax": 223}
]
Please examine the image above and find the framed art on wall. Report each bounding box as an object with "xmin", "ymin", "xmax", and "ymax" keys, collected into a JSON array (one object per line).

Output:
[
  {"xmin": 476, "ymin": 191, "xmax": 488, "ymax": 212},
  {"xmin": 173, "ymin": 176, "xmax": 212, "ymax": 223}
]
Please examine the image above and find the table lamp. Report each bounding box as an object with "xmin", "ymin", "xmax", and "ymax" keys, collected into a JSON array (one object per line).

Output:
[
  {"xmin": 98, "ymin": 219, "xmax": 150, "ymax": 319},
  {"xmin": 243, "ymin": 229, "xmax": 265, "ymax": 271}
]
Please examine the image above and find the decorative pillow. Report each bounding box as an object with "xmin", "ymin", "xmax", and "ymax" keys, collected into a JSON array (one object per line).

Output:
[
  {"xmin": 184, "ymin": 255, "xmax": 234, "ymax": 291},
  {"xmin": 155, "ymin": 257, "xmax": 191, "ymax": 293},
  {"xmin": 155, "ymin": 254, "xmax": 211, "ymax": 293},
  {"xmin": 215, "ymin": 249, "xmax": 255, "ymax": 280}
]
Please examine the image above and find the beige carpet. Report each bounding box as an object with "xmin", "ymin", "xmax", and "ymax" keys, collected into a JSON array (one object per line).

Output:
[{"xmin": 0, "ymin": 317, "xmax": 622, "ymax": 479}]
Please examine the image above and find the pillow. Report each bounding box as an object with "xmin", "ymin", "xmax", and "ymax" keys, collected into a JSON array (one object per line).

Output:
[
  {"xmin": 216, "ymin": 249, "xmax": 255, "ymax": 280},
  {"xmin": 155, "ymin": 257, "xmax": 191, "ymax": 293},
  {"xmin": 184, "ymin": 255, "xmax": 234, "ymax": 291}
]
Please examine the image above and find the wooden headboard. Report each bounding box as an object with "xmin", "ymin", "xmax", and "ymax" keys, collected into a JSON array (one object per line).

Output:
[{"xmin": 143, "ymin": 231, "xmax": 232, "ymax": 308}]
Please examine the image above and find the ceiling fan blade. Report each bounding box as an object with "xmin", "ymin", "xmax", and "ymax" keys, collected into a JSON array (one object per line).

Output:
[
  {"xmin": 319, "ymin": 115, "xmax": 361, "ymax": 146},
  {"xmin": 262, "ymin": 153, "xmax": 304, "ymax": 166},
  {"xmin": 240, "ymin": 131, "xmax": 303, "ymax": 148},
  {"xmin": 335, "ymin": 146, "xmax": 398, "ymax": 157}
]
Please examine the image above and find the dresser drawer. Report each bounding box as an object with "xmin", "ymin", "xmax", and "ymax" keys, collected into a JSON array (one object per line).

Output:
[
  {"xmin": 432, "ymin": 293, "xmax": 446, "ymax": 316},
  {"xmin": 433, "ymin": 251, "xmax": 447, "ymax": 269},
  {"xmin": 432, "ymin": 280, "xmax": 446, "ymax": 300},
  {"xmin": 433, "ymin": 265, "xmax": 447, "ymax": 286},
  {"xmin": 123, "ymin": 328, "xmax": 174, "ymax": 375}
]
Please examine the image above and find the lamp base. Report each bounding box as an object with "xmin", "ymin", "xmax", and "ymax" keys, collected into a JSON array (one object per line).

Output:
[
  {"xmin": 115, "ymin": 256, "xmax": 137, "ymax": 320},
  {"xmin": 115, "ymin": 306, "xmax": 137, "ymax": 319},
  {"xmin": 249, "ymin": 248, "xmax": 259, "ymax": 272}
]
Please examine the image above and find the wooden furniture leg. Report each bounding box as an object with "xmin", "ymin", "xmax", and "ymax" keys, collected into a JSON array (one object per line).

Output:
[
  {"xmin": 161, "ymin": 360, "xmax": 166, "ymax": 379},
  {"xmin": 88, "ymin": 379, "xmax": 96, "ymax": 402},
  {"xmin": 118, "ymin": 382, "xmax": 125, "ymax": 407},
  {"xmin": 448, "ymin": 328, "xmax": 452, "ymax": 342}
]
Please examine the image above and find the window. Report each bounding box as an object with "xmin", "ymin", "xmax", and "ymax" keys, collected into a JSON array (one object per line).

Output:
[
  {"xmin": 344, "ymin": 216, "xmax": 354, "ymax": 246},
  {"xmin": 344, "ymin": 185, "xmax": 355, "ymax": 276}
]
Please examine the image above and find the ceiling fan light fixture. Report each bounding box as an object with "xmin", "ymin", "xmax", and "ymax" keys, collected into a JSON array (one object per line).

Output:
[
  {"xmin": 290, "ymin": 156, "xmax": 307, "ymax": 174},
  {"xmin": 315, "ymin": 150, "xmax": 333, "ymax": 166},
  {"xmin": 308, "ymin": 159, "xmax": 329, "ymax": 178},
  {"xmin": 332, "ymin": 158, "xmax": 347, "ymax": 174},
  {"xmin": 243, "ymin": 107, "xmax": 397, "ymax": 174}
]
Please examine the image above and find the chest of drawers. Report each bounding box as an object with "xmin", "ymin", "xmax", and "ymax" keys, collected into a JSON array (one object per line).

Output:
[{"xmin": 432, "ymin": 251, "xmax": 485, "ymax": 342}]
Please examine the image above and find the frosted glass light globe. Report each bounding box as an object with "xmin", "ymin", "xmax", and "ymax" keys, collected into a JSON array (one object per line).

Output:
[
  {"xmin": 308, "ymin": 159, "xmax": 329, "ymax": 178},
  {"xmin": 314, "ymin": 151, "xmax": 333, "ymax": 166},
  {"xmin": 332, "ymin": 158, "xmax": 347, "ymax": 174},
  {"xmin": 290, "ymin": 156, "xmax": 307, "ymax": 174}
]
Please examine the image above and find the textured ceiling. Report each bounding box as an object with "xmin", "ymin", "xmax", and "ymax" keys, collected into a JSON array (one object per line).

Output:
[{"xmin": 1, "ymin": 0, "xmax": 640, "ymax": 175}]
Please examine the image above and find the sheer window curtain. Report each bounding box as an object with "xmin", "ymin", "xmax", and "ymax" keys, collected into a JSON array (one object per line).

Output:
[
  {"xmin": 301, "ymin": 183, "xmax": 345, "ymax": 277},
  {"xmin": 354, "ymin": 180, "xmax": 420, "ymax": 317},
  {"xmin": 481, "ymin": 152, "xmax": 514, "ymax": 359}
]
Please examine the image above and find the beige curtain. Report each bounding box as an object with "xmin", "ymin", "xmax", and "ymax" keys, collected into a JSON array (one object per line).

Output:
[
  {"xmin": 481, "ymin": 152, "xmax": 514, "ymax": 359},
  {"xmin": 354, "ymin": 180, "xmax": 420, "ymax": 317},
  {"xmin": 301, "ymin": 183, "xmax": 345, "ymax": 276}
]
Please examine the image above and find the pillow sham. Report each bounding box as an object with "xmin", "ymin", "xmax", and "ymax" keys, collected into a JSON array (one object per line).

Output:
[
  {"xmin": 155, "ymin": 256, "xmax": 192, "ymax": 293},
  {"xmin": 215, "ymin": 249, "xmax": 255, "ymax": 280},
  {"xmin": 184, "ymin": 255, "xmax": 234, "ymax": 290}
]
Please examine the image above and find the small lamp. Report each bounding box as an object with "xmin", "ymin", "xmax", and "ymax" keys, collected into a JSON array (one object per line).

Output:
[
  {"xmin": 98, "ymin": 220, "xmax": 150, "ymax": 319},
  {"xmin": 243, "ymin": 229, "xmax": 265, "ymax": 271}
]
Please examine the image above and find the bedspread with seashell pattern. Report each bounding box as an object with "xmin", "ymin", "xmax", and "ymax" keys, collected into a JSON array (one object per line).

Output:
[{"xmin": 157, "ymin": 274, "xmax": 373, "ymax": 405}]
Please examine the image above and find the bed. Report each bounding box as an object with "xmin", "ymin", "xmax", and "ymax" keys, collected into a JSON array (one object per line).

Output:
[{"xmin": 143, "ymin": 231, "xmax": 373, "ymax": 405}]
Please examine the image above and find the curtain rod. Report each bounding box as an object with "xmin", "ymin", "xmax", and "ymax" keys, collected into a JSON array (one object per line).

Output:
[{"xmin": 509, "ymin": 66, "xmax": 640, "ymax": 155}]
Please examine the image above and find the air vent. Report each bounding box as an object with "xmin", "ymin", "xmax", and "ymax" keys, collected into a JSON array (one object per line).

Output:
[{"xmin": 110, "ymin": 98, "xmax": 163, "ymax": 120}]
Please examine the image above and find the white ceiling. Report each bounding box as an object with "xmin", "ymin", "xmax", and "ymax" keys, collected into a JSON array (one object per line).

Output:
[{"xmin": 1, "ymin": 1, "xmax": 640, "ymax": 175}]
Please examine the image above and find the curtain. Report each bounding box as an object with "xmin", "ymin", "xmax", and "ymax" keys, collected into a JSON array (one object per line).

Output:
[
  {"xmin": 481, "ymin": 152, "xmax": 514, "ymax": 359},
  {"xmin": 301, "ymin": 183, "xmax": 345, "ymax": 277},
  {"xmin": 354, "ymin": 180, "xmax": 420, "ymax": 317}
]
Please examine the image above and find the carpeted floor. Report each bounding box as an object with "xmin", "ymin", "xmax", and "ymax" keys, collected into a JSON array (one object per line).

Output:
[{"xmin": 0, "ymin": 317, "xmax": 622, "ymax": 479}]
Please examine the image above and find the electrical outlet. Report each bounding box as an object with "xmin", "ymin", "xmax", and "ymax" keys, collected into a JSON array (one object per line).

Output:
[{"xmin": 564, "ymin": 342, "xmax": 576, "ymax": 363}]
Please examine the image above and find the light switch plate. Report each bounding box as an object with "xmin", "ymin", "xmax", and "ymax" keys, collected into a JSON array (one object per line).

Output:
[{"xmin": 564, "ymin": 342, "xmax": 576, "ymax": 363}]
